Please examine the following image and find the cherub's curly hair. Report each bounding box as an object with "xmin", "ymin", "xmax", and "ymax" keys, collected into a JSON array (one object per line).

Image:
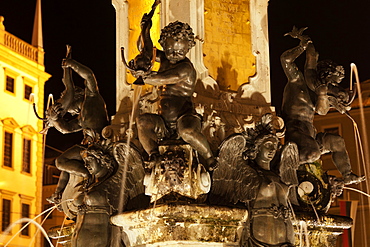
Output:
[
  {"xmin": 317, "ymin": 60, "xmax": 344, "ymax": 84},
  {"xmin": 81, "ymin": 145, "xmax": 115, "ymax": 172},
  {"xmin": 244, "ymin": 134, "xmax": 279, "ymax": 160},
  {"xmin": 159, "ymin": 21, "xmax": 196, "ymax": 49}
]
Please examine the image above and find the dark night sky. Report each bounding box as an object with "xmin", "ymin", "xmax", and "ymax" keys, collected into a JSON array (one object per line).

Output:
[
  {"xmin": 268, "ymin": 0, "xmax": 370, "ymax": 115},
  {"xmin": 1, "ymin": 0, "xmax": 370, "ymax": 151}
]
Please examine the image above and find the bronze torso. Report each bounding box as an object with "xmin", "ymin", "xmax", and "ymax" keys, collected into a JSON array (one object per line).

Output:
[{"xmin": 251, "ymin": 168, "xmax": 294, "ymax": 246}]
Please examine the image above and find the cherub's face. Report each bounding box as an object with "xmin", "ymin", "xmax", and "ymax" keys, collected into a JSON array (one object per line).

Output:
[
  {"xmin": 163, "ymin": 37, "xmax": 189, "ymax": 64},
  {"xmin": 257, "ymin": 137, "xmax": 279, "ymax": 163},
  {"xmin": 83, "ymin": 154, "xmax": 101, "ymax": 175}
]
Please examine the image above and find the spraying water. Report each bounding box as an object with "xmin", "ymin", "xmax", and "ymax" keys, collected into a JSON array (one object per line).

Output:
[
  {"xmin": 343, "ymin": 63, "xmax": 370, "ymax": 246},
  {"xmin": 350, "ymin": 64, "xmax": 370, "ymax": 168},
  {"xmin": 298, "ymin": 221, "xmax": 310, "ymax": 247},
  {"xmin": 344, "ymin": 186, "xmax": 370, "ymax": 198},
  {"xmin": 287, "ymin": 190, "xmax": 310, "ymax": 247},
  {"xmin": 0, "ymin": 200, "xmax": 72, "ymax": 247},
  {"xmin": 2, "ymin": 218, "xmax": 54, "ymax": 247},
  {"xmin": 55, "ymin": 215, "xmax": 69, "ymax": 247},
  {"xmin": 28, "ymin": 199, "xmax": 71, "ymax": 247},
  {"xmin": 113, "ymin": 85, "xmax": 143, "ymax": 247},
  {"xmin": 117, "ymin": 84, "xmax": 143, "ymax": 213},
  {"xmin": 349, "ymin": 64, "xmax": 370, "ymax": 191},
  {"xmin": 28, "ymin": 204, "xmax": 55, "ymax": 247}
]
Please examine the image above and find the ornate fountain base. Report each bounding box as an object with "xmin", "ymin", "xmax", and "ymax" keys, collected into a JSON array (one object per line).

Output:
[
  {"xmin": 111, "ymin": 204, "xmax": 353, "ymax": 247},
  {"xmin": 111, "ymin": 204, "xmax": 248, "ymax": 246}
]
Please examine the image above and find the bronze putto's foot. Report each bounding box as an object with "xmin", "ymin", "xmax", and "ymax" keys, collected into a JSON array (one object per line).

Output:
[
  {"xmin": 46, "ymin": 192, "xmax": 63, "ymax": 211},
  {"xmin": 343, "ymin": 172, "xmax": 366, "ymax": 185},
  {"xmin": 206, "ymin": 157, "xmax": 218, "ymax": 171},
  {"xmin": 46, "ymin": 192, "xmax": 61, "ymax": 204}
]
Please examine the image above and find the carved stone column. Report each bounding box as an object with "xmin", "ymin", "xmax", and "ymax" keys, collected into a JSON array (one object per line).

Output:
[
  {"xmin": 112, "ymin": 0, "xmax": 131, "ymax": 112},
  {"xmin": 241, "ymin": 0, "xmax": 271, "ymax": 102}
]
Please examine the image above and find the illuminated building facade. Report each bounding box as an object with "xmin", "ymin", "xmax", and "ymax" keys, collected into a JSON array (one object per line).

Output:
[{"xmin": 0, "ymin": 0, "xmax": 50, "ymax": 245}]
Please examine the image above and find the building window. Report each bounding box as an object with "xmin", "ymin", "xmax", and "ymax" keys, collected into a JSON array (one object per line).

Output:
[
  {"xmin": 22, "ymin": 138, "xmax": 31, "ymax": 173},
  {"xmin": 21, "ymin": 203, "xmax": 30, "ymax": 236},
  {"xmin": 24, "ymin": 85, "xmax": 32, "ymax": 101},
  {"xmin": 5, "ymin": 76, "xmax": 15, "ymax": 93},
  {"xmin": 3, "ymin": 131, "xmax": 13, "ymax": 168},
  {"xmin": 2, "ymin": 199, "xmax": 11, "ymax": 231},
  {"xmin": 324, "ymin": 126, "xmax": 340, "ymax": 135}
]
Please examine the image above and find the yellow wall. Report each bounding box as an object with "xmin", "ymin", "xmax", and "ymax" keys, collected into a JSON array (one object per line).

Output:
[
  {"xmin": 127, "ymin": 0, "xmax": 161, "ymax": 85},
  {"xmin": 204, "ymin": 0, "xmax": 255, "ymax": 91},
  {"xmin": 0, "ymin": 20, "xmax": 50, "ymax": 247}
]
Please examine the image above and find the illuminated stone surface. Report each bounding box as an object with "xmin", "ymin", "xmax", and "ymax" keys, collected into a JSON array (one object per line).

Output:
[
  {"xmin": 111, "ymin": 204, "xmax": 248, "ymax": 246},
  {"xmin": 292, "ymin": 212, "xmax": 352, "ymax": 247},
  {"xmin": 112, "ymin": 205, "xmax": 352, "ymax": 247}
]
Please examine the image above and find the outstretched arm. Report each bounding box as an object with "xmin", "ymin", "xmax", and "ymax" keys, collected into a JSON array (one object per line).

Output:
[
  {"xmin": 137, "ymin": 2, "xmax": 156, "ymax": 55},
  {"xmin": 280, "ymin": 45, "xmax": 306, "ymax": 83},
  {"xmin": 63, "ymin": 58, "xmax": 99, "ymax": 95},
  {"xmin": 138, "ymin": 0, "xmax": 160, "ymax": 54},
  {"xmin": 304, "ymin": 43, "xmax": 319, "ymax": 91},
  {"xmin": 130, "ymin": 0, "xmax": 160, "ymax": 73},
  {"xmin": 281, "ymin": 27, "xmax": 311, "ymax": 82},
  {"xmin": 143, "ymin": 61, "xmax": 196, "ymax": 86},
  {"xmin": 53, "ymin": 118, "xmax": 82, "ymax": 134}
]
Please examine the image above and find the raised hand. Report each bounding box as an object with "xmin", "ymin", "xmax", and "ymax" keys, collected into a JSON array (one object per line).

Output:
[
  {"xmin": 284, "ymin": 26, "xmax": 308, "ymax": 39},
  {"xmin": 61, "ymin": 58, "xmax": 74, "ymax": 68},
  {"xmin": 285, "ymin": 26, "xmax": 312, "ymax": 49}
]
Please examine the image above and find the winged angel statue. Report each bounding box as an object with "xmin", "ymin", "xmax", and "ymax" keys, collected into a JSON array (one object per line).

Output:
[
  {"xmin": 210, "ymin": 114, "xmax": 299, "ymax": 247},
  {"xmin": 50, "ymin": 130, "xmax": 146, "ymax": 247}
]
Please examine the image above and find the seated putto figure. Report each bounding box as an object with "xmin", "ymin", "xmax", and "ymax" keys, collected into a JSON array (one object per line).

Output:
[
  {"xmin": 280, "ymin": 27, "xmax": 364, "ymax": 185},
  {"xmin": 133, "ymin": 21, "xmax": 216, "ymax": 171},
  {"xmin": 211, "ymin": 114, "xmax": 299, "ymax": 247}
]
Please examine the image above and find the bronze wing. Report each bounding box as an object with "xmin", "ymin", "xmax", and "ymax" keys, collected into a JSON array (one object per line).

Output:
[
  {"xmin": 211, "ymin": 134, "xmax": 260, "ymax": 205},
  {"xmin": 279, "ymin": 141, "xmax": 300, "ymax": 205},
  {"xmin": 107, "ymin": 142, "xmax": 146, "ymax": 212}
]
